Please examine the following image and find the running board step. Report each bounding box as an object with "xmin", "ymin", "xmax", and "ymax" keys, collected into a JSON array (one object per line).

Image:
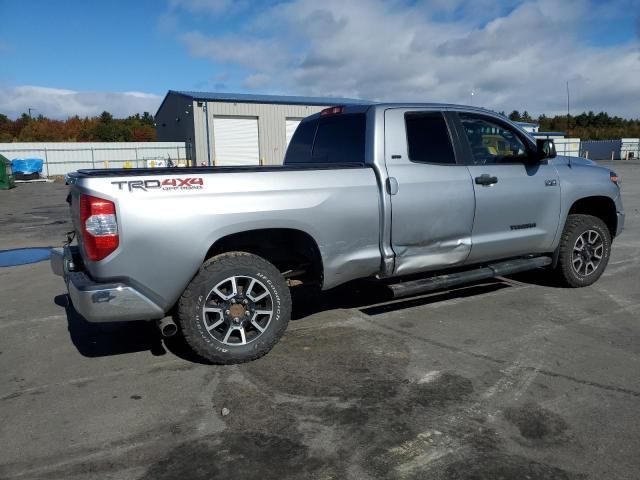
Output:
[{"xmin": 388, "ymin": 256, "xmax": 552, "ymax": 299}]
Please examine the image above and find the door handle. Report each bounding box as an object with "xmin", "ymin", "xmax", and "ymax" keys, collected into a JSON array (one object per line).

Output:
[
  {"xmin": 475, "ymin": 174, "xmax": 498, "ymax": 186},
  {"xmin": 386, "ymin": 177, "xmax": 399, "ymax": 195}
]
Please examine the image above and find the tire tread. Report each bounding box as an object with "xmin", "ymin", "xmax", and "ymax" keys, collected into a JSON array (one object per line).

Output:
[
  {"xmin": 177, "ymin": 252, "xmax": 291, "ymax": 364},
  {"xmin": 555, "ymin": 214, "xmax": 611, "ymax": 288}
]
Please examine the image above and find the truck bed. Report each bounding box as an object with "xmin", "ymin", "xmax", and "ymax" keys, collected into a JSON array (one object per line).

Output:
[
  {"xmin": 65, "ymin": 162, "xmax": 383, "ymax": 308},
  {"xmin": 72, "ymin": 163, "xmax": 368, "ymax": 177}
]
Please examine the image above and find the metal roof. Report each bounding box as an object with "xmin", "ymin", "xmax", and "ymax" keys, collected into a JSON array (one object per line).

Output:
[
  {"xmin": 170, "ymin": 90, "xmax": 373, "ymax": 106},
  {"xmin": 157, "ymin": 90, "xmax": 517, "ymax": 122},
  {"xmin": 532, "ymin": 131, "xmax": 566, "ymax": 136}
]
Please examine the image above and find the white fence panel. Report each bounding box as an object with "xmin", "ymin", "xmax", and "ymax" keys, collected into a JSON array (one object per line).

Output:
[
  {"xmin": 553, "ymin": 138, "xmax": 580, "ymax": 157},
  {"xmin": 0, "ymin": 142, "xmax": 188, "ymax": 176}
]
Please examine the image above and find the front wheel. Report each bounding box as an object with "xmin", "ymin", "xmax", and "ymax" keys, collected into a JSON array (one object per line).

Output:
[
  {"xmin": 555, "ymin": 214, "xmax": 611, "ymax": 287},
  {"xmin": 178, "ymin": 252, "xmax": 291, "ymax": 364}
]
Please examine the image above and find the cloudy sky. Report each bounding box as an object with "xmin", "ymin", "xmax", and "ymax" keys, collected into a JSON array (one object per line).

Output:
[{"xmin": 0, "ymin": 0, "xmax": 639, "ymax": 119}]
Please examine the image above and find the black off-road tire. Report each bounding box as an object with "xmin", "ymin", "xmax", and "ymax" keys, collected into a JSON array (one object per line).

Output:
[
  {"xmin": 555, "ymin": 214, "xmax": 611, "ymax": 288},
  {"xmin": 177, "ymin": 252, "xmax": 291, "ymax": 364}
]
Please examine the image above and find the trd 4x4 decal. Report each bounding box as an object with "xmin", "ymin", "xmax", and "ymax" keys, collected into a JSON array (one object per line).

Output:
[{"xmin": 111, "ymin": 178, "xmax": 204, "ymax": 192}]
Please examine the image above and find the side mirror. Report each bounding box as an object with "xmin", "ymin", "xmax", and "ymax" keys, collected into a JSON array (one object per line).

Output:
[{"xmin": 535, "ymin": 139, "xmax": 557, "ymax": 160}]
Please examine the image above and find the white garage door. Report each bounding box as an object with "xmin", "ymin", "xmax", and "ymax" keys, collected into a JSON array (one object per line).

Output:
[
  {"xmin": 285, "ymin": 118, "xmax": 303, "ymax": 146},
  {"xmin": 213, "ymin": 117, "xmax": 260, "ymax": 166}
]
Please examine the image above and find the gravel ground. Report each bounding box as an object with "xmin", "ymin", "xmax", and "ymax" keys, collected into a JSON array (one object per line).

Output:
[{"xmin": 0, "ymin": 162, "xmax": 638, "ymax": 479}]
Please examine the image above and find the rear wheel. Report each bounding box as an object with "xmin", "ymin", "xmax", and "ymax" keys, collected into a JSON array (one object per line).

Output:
[
  {"xmin": 555, "ymin": 214, "xmax": 611, "ymax": 287},
  {"xmin": 178, "ymin": 252, "xmax": 291, "ymax": 364}
]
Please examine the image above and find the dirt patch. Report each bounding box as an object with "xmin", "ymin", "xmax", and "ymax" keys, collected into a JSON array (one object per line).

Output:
[
  {"xmin": 239, "ymin": 326, "xmax": 411, "ymax": 401},
  {"xmin": 442, "ymin": 453, "xmax": 586, "ymax": 480},
  {"xmin": 409, "ymin": 373, "xmax": 474, "ymax": 408},
  {"xmin": 140, "ymin": 433, "xmax": 331, "ymax": 480},
  {"xmin": 504, "ymin": 402, "xmax": 569, "ymax": 443}
]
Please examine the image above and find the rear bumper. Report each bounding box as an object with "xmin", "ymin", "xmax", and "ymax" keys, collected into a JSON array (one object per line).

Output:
[{"xmin": 50, "ymin": 247, "xmax": 165, "ymax": 323}]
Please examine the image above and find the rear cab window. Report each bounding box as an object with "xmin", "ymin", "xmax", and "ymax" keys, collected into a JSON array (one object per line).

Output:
[
  {"xmin": 404, "ymin": 112, "xmax": 457, "ymax": 165},
  {"xmin": 284, "ymin": 113, "xmax": 366, "ymax": 165}
]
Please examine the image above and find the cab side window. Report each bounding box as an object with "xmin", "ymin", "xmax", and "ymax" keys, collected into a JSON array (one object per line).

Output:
[
  {"xmin": 459, "ymin": 114, "xmax": 530, "ymax": 165},
  {"xmin": 405, "ymin": 112, "xmax": 456, "ymax": 165}
]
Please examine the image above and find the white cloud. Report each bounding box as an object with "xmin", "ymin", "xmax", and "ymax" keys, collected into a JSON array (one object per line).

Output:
[
  {"xmin": 242, "ymin": 73, "xmax": 271, "ymax": 89},
  {"xmin": 0, "ymin": 85, "xmax": 162, "ymax": 119},
  {"xmin": 169, "ymin": 0, "xmax": 234, "ymax": 15},
  {"xmin": 168, "ymin": 0, "xmax": 259, "ymax": 17},
  {"xmin": 181, "ymin": 31, "xmax": 289, "ymax": 72},
  {"xmin": 177, "ymin": 0, "xmax": 640, "ymax": 117}
]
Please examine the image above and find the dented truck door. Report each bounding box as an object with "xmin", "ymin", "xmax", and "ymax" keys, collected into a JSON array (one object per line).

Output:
[
  {"xmin": 451, "ymin": 112, "xmax": 562, "ymax": 262},
  {"xmin": 384, "ymin": 108, "xmax": 475, "ymax": 276}
]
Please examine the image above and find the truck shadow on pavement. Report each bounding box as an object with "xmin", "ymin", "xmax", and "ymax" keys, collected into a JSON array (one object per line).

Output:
[
  {"xmin": 290, "ymin": 264, "xmax": 560, "ymax": 320},
  {"xmin": 55, "ymin": 294, "xmax": 205, "ymax": 363},
  {"xmin": 55, "ymin": 269, "xmax": 551, "ymax": 363},
  {"xmin": 56, "ymin": 294, "xmax": 166, "ymax": 357},
  {"xmin": 290, "ymin": 278, "xmax": 512, "ymax": 320}
]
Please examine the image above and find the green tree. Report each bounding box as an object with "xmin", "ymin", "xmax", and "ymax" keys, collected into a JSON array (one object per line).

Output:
[
  {"xmin": 508, "ymin": 110, "xmax": 521, "ymax": 121},
  {"xmin": 99, "ymin": 111, "xmax": 113, "ymax": 123},
  {"xmin": 141, "ymin": 112, "xmax": 154, "ymax": 125},
  {"xmin": 0, "ymin": 113, "xmax": 13, "ymax": 141},
  {"xmin": 90, "ymin": 111, "xmax": 133, "ymax": 141}
]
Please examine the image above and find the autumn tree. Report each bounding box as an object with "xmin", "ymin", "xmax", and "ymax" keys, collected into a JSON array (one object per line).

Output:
[
  {"xmin": 0, "ymin": 109, "xmax": 636, "ymax": 142},
  {"xmin": 92, "ymin": 111, "xmax": 133, "ymax": 141},
  {"xmin": 0, "ymin": 114, "xmax": 13, "ymax": 141}
]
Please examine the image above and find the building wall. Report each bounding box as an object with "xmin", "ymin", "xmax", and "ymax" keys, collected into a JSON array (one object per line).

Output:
[
  {"xmin": 517, "ymin": 123, "xmax": 539, "ymax": 133},
  {"xmin": 554, "ymin": 138, "xmax": 580, "ymax": 157},
  {"xmin": 192, "ymin": 100, "xmax": 327, "ymax": 166},
  {"xmin": 621, "ymin": 138, "xmax": 640, "ymax": 160},
  {"xmin": 192, "ymin": 100, "xmax": 207, "ymax": 166},
  {"xmin": 155, "ymin": 93, "xmax": 195, "ymax": 162}
]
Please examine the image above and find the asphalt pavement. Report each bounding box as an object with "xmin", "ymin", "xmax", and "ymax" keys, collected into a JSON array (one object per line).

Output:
[{"xmin": 0, "ymin": 162, "xmax": 638, "ymax": 479}]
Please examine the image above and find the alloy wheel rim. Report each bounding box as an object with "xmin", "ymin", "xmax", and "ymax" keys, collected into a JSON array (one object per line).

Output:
[
  {"xmin": 571, "ymin": 230, "xmax": 604, "ymax": 277},
  {"xmin": 202, "ymin": 275, "xmax": 274, "ymax": 346}
]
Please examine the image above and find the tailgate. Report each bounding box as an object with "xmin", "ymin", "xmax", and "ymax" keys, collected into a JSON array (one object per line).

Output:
[{"xmin": 66, "ymin": 179, "xmax": 84, "ymax": 251}]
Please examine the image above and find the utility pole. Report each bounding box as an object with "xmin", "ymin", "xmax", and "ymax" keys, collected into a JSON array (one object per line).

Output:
[{"xmin": 566, "ymin": 81, "xmax": 570, "ymax": 130}]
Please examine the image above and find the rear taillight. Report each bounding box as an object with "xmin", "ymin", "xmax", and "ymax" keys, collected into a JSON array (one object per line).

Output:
[{"xmin": 79, "ymin": 194, "xmax": 119, "ymax": 261}]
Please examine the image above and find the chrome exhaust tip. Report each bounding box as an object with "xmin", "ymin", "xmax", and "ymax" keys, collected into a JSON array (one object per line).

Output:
[{"xmin": 157, "ymin": 317, "xmax": 178, "ymax": 337}]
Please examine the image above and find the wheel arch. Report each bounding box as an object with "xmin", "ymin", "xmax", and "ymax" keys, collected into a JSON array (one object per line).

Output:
[
  {"xmin": 205, "ymin": 228, "xmax": 324, "ymax": 286},
  {"xmin": 567, "ymin": 196, "xmax": 617, "ymax": 239},
  {"xmin": 552, "ymin": 195, "xmax": 617, "ymax": 268}
]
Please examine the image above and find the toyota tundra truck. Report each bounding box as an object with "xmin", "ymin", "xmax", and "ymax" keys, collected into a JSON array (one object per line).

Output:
[{"xmin": 51, "ymin": 103, "xmax": 625, "ymax": 364}]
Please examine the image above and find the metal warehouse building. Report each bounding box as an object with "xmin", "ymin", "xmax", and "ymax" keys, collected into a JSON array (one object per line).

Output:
[{"xmin": 155, "ymin": 91, "xmax": 368, "ymax": 166}]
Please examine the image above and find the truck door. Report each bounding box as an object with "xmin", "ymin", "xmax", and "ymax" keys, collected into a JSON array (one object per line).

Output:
[
  {"xmin": 451, "ymin": 112, "xmax": 561, "ymax": 262},
  {"xmin": 384, "ymin": 108, "xmax": 476, "ymax": 276}
]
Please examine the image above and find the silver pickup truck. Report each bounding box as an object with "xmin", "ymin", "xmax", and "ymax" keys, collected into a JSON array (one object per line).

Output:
[{"xmin": 51, "ymin": 103, "xmax": 624, "ymax": 364}]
